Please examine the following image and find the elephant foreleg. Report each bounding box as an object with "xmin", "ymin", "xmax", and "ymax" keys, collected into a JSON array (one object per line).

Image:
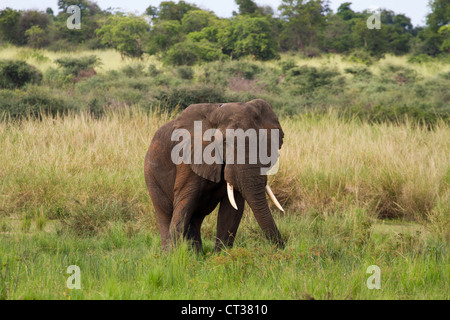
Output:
[{"xmin": 215, "ymin": 190, "xmax": 245, "ymax": 251}]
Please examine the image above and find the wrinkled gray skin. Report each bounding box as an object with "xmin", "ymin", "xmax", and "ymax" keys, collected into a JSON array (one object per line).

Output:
[{"xmin": 144, "ymin": 99, "xmax": 284, "ymax": 252}]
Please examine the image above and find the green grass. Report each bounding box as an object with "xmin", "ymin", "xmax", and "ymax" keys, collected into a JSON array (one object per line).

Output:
[{"xmin": 0, "ymin": 212, "xmax": 447, "ymax": 300}]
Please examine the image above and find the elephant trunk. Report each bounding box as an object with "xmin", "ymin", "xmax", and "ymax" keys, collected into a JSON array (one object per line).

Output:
[
  {"xmin": 240, "ymin": 176, "xmax": 284, "ymax": 248},
  {"xmin": 225, "ymin": 165, "xmax": 284, "ymax": 247}
]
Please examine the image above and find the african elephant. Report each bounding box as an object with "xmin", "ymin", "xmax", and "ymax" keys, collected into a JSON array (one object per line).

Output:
[{"xmin": 144, "ymin": 99, "xmax": 285, "ymax": 252}]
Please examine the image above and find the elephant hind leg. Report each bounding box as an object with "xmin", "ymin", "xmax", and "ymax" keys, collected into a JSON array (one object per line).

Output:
[
  {"xmin": 186, "ymin": 214, "xmax": 206, "ymax": 253},
  {"xmin": 146, "ymin": 174, "xmax": 173, "ymax": 251}
]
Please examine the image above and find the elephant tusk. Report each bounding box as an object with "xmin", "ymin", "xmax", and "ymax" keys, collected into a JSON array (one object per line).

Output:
[
  {"xmin": 227, "ymin": 182, "xmax": 238, "ymax": 210},
  {"xmin": 266, "ymin": 185, "xmax": 285, "ymax": 212}
]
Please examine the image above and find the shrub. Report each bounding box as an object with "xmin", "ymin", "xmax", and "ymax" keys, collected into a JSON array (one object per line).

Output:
[
  {"xmin": 43, "ymin": 67, "xmax": 71, "ymax": 85},
  {"xmin": 228, "ymin": 61, "xmax": 262, "ymax": 80},
  {"xmin": 164, "ymin": 42, "xmax": 199, "ymax": 66},
  {"xmin": 177, "ymin": 66, "xmax": 194, "ymax": 80},
  {"xmin": 380, "ymin": 64, "xmax": 418, "ymax": 84},
  {"xmin": 164, "ymin": 40, "xmax": 223, "ymax": 66},
  {"xmin": 279, "ymin": 59, "xmax": 297, "ymax": 74},
  {"xmin": 156, "ymin": 84, "xmax": 227, "ymax": 110},
  {"xmin": 0, "ymin": 86, "xmax": 80, "ymax": 118},
  {"xmin": 55, "ymin": 55, "xmax": 100, "ymax": 77},
  {"xmin": 344, "ymin": 66, "xmax": 372, "ymax": 79},
  {"xmin": 202, "ymin": 60, "xmax": 263, "ymax": 86},
  {"xmin": 284, "ymin": 65, "xmax": 342, "ymax": 95},
  {"xmin": 0, "ymin": 59, "xmax": 42, "ymax": 89},
  {"xmin": 347, "ymin": 103, "xmax": 447, "ymax": 126},
  {"xmin": 120, "ymin": 63, "xmax": 146, "ymax": 78},
  {"xmin": 346, "ymin": 49, "xmax": 376, "ymax": 66},
  {"xmin": 407, "ymin": 54, "xmax": 432, "ymax": 64},
  {"xmin": 148, "ymin": 64, "xmax": 161, "ymax": 77},
  {"xmin": 301, "ymin": 46, "xmax": 322, "ymax": 58}
]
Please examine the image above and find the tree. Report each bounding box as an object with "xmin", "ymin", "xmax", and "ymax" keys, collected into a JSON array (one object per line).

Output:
[
  {"xmin": 145, "ymin": 20, "xmax": 182, "ymax": 54},
  {"xmin": 17, "ymin": 10, "xmax": 50, "ymax": 45},
  {"xmin": 96, "ymin": 15, "xmax": 148, "ymax": 59},
  {"xmin": 219, "ymin": 15, "xmax": 278, "ymax": 60},
  {"xmin": 235, "ymin": 0, "xmax": 259, "ymax": 15},
  {"xmin": 352, "ymin": 14, "xmax": 389, "ymax": 56},
  {"xmin": 57, "ymin": 0, "xmax": 101, "ymax": 16},
  {"xmin": 279, "ymin": 0, "xmax": 327, "ymax": 50},
  {"xmin": 438, "ymin": 25, "xmax": 450, "ymax": 52},
  {"xmin": 52, "ymin": 0, "xmax": 107, "ymax": 46},
  {"xmin": 0, "ymin": 8, "xmax": 20, "ymax": 44},
  {"xmin": 322, "ymin": 14, "xmax": 354, "ymax": 52},
  {"xmin": 25, "ymin": 25, "xmax": 47, "ymax": 48},
  {"xmin": 148, "ymin": 1, "xmax": 198, "ymax": 21},
  {"xmin": 181, "ymin": 10, "xmax": 218, "ymax": 34},
  {"xmin": 336, "ymin": 2, "xmax": 356, "ymax": 20},
  {"xmin": 417, "ymin": 0, "xmax": 450, "ymax": 55},
  {"xmin": 426, "ymin": 0, "xmax": 450, "ymax": 32},
  {"xmin": 46, "ymin": 8, "xmax": 54, "ymax": 17},
  {"xmin": 164, "ymin": 39, "xmax": 223, "ymax": 65}
]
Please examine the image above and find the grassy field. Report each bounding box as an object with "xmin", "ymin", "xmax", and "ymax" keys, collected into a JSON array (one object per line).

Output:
[
  {"xmin": 0, "ymin": 109, "xmax": 448, "ymax": 300},
  {"xmin": 1, "ymin": 45, "xmax": 449, "ymax": 77}
]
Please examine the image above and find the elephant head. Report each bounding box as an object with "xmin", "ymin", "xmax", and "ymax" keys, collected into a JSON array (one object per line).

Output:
[{"xmin": 171, "ymin": 99, "xmax": 285, "ymax": 246}]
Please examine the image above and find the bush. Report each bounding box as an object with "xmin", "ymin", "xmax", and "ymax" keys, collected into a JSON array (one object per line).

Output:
[
  {"xmin": 148, "ymin": 64, "xmax": 161, "ymax": 77},
  {"xmin": 279, "ymin": 59, "xmax": 297, "ymax": 74},
  {"xmin": 43, "ymin": 67, "xmax": 71, "ymax": 86},
  {"xmin": 301, "ymin": 46, "xmax": 322, "ymax": 58},
  {"xmin": 0, "ymin": 86, "xmax": 80, "ymax": 118},
  {"xmin": 120, "ymin": 63, "xmax": 146, "ymax": 78},
  {"xmin": 347, "ymin": 103, "xmax": 448, "ymax": 126},
  {"xmin": 156, "ymin": 84, "xmax": 227, "ymax": 110},
  {"xmin": 177, "ymin": 66, "xmax": 194, "ymax": 80},
  {"xmin": 164, "ymin": 40, "xmax": 224, "ymax": 66},
  {"xmin": 227, "ymin": 61, "xmax": 262, "ymax": 80},
  {"xmin": 407, "ymin": 54, "xmax": 433, "ymax": 64},
  {"xmin": 284, "ymin": 65, "xmax": 342, "ymax": 95},
  {"xmin": 55, "ymin": 55, "xmax": 100, "ymax": 77},
  {"xmin": 346, "ymin": 49, "xmax": 376, "ymax": 66},
  {"xmin": 380, "ymin": 64, "xmax": 418, "ymax": 84},
  {"xmin": 201, "ymin": 60, "xmax": 264, "ymax": 87},
  {"xmin": 0, "ymin": 60, "xmax": 42, "ymax": 89},
  {"xmin": 344, "ymin": 66, "xmax": 372, "ymax": 79}
]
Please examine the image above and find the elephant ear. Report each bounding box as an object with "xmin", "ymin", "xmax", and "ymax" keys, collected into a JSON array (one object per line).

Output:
[{"xmin": 173, "ymin": 103, "xmax": 224, "ymax": 183}]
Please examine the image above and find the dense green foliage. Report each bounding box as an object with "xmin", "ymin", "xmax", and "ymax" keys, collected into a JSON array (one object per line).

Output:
[
  {"xmin": 0, "ymin": 52, "xmax": 448, "ymax": 125},
  {"xmin": 0, "ymin": 0, "xmax": 448, "ymax": 123},
  {"xmin": 0, "ymin": 59, "xmax": 42, "ymax": 88},
  {"xmin": 0, "ymin": 0, "xmax": 448, "ymax": 62}
]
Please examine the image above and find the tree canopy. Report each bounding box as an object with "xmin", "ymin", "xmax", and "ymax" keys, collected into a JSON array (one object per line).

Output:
[{"xmin": 0, "ymin": 0, "xmax": 448, "ymax": 63}]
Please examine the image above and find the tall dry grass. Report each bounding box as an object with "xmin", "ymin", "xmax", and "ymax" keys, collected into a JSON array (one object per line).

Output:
[
  {"xmin": 0, "ymin": 108, "xmax": 171, "ymax": 234},
  {"xmin": 270, "ymin": 113, "xmax": 449, "ymax": 222},
  {"xmin": 0, "ymin": 109, "xmax": 448, "ymax": 236}
]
